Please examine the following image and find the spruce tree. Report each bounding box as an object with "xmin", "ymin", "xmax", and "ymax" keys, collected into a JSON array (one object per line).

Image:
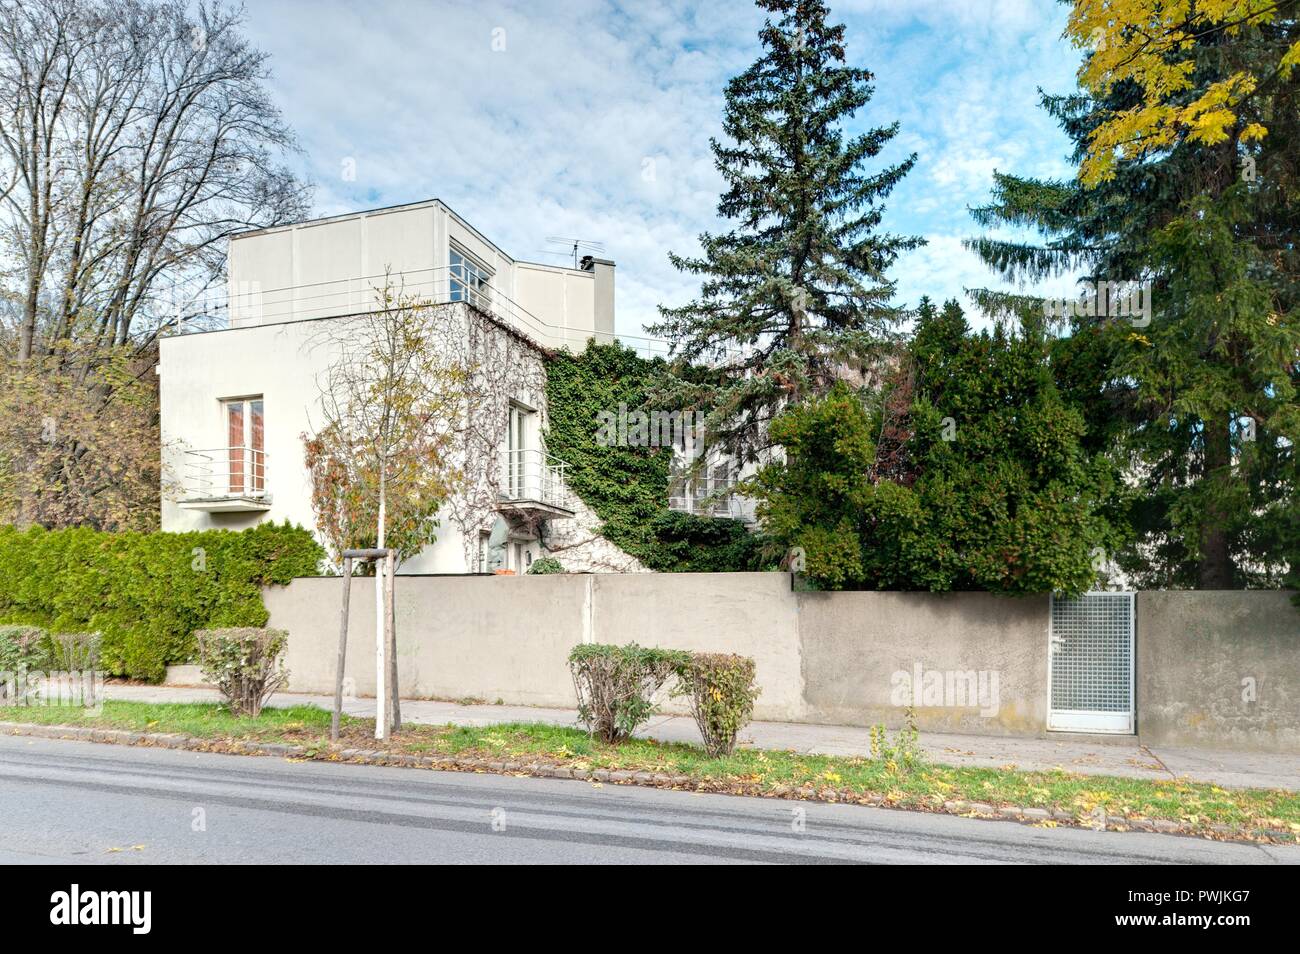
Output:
[{"xmin": 651, "ymin": 0, "xmax": 921, "ymax": 462}]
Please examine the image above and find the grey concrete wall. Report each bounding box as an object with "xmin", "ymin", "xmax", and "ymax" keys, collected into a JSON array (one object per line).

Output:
[
  {"xmin": 799, "ymin": 591, "xmax": 1049, "ymax": 735},
  {"xmin": 266, "ymin": 574, "xmax": 588, "ymax": 707},
  {"xmin": 591, "ymin": 573, "xmax": 802, "ymax": 721},
  {"xmin": 1137, "ymin": 591, "xmax": 1300, "ymax": 752},
  {"xmin": 264, "ymin": 573, "xmax": 1299, "ymax": 751}
]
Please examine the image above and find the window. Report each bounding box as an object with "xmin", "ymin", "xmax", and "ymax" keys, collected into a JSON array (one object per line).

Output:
[
  {"xmin": 668, "ymin": 458, "xmax": 736, "ymax": 517},
  {"xmin": 507, "ymin": 403, "xmax": 532, "ymax": 498},
  {"xmin": 450, "ymin": 246, "xmax": 492, "ymax": 310},
  {"xmin": 224, "ymin": 397, "xmax": 264, "ymax": 495}
]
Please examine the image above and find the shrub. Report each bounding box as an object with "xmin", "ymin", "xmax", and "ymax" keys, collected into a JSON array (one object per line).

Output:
[
  {"xmin": 0, "ymin": 522, "xmax": 322, "ymax": 681},
  {"xmin": 751, "ymin": 303, "xmax": 1115, "ymax": 594},
  {"xmin": 527, "ymin": 557, "xmax": 566, "ymax": 575},
  {"xmin": 568, "ymin": 643, "xmax": 688, "ymax": 742},
  {"xmin": 0, "ymin": 624, "xmax": 50, "ymax": 672},
  {"xmin": 47, "ymin": 631, "xmax": 101, "ymax": 672},
  {"xmin": 0, "ymin": 625, "xmax": 51, "ymax": 704},
  {"xmin": 195, "ymin": 627, "xmax": 289, "ymax": 718},
  {"xmin": 673, "ymin": 652, "xmax": 761, "ymax": 757}
]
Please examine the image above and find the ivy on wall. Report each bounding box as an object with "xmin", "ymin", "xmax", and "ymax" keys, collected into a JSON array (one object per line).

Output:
[{"xmin": 544, "ymin": 343, "xmax": 768, "ymax": 572}]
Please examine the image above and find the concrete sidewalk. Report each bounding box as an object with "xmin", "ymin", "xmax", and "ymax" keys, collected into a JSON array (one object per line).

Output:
[{"xmin": 103, "ymin": 683, "xmax": 1300, "ymax": 792}]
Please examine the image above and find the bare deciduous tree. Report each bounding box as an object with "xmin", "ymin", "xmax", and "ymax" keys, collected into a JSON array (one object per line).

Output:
[{"xmin": 0, "ymin": 0, "xmax": 310, "ymax": 528}]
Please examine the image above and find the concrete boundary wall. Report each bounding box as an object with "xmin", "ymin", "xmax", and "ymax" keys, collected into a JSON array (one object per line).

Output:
[
  {"xmin": 264, "ymin": 574, "xmax": 1300, "ymax": 751},
  {"xmin": 798, "ymin": 592, "xmax": 1050, "ymax": 736},
  {"xmin": 1137, "ymin": 591, "xmax": 1299, "ymax": 751}
]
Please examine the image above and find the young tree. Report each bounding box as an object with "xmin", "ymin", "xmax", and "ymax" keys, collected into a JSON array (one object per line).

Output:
[
  {"xmin": 303, "ymin": 282, "xmax": 471, "ymax": 736},
  {"xmin": 651, "ymin": 0, "xmax": 921, "ymax": 462}
]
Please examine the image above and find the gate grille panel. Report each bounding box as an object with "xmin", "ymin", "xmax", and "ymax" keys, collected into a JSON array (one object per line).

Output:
[{"xmin": 1049, "ymin": 593, "xmax": 1133, "ymax": 720}]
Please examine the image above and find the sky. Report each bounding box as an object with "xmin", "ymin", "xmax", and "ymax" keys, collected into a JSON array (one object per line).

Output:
[{"xmin": 241, "ymin": 0, "xmax": 1085, "ymax": 338}]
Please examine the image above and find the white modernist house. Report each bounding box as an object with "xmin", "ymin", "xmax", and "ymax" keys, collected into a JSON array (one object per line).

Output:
[{"xmin": 159, "ymin": 198, "xmax": 751, "ymax": 574}]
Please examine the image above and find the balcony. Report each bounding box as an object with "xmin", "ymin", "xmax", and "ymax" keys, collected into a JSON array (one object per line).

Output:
[
  {"xmin": 179, "ymin": 447, "xmax": 272, "ymax": 512},
  {"xmin": 495, "ymin": 448, "xmax": 574, "ymax": 524},
  {"xmin": 668, "ymin": 472, "xmax": 754, "ymax": 522}
]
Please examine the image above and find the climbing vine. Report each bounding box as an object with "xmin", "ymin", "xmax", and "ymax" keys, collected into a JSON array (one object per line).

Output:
[
  {"xmin": 435, "ymin": 306, "xmax": 549, "ymax": 569},
  {"xmin": 544, "ymin": 343, "xmax": 769, "ymax": 572}
]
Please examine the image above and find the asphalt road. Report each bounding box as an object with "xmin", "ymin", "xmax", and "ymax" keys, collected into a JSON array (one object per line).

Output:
[{"xmin": 0, "ymin": 735, "xmax": 1295, "ymax": 864}]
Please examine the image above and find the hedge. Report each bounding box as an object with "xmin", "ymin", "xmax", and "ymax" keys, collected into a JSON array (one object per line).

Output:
[{"xmin": 0, "ymin": 522, "xmax": 323, "ymax": 682}]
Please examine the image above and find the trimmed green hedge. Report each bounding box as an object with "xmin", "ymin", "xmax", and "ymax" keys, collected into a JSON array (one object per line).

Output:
[{"xmin": 0, "ymin": 523, "xmax": 322, "ymax": 682}]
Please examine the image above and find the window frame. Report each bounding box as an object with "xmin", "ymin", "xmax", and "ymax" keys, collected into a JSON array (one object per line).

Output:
[
  {"xmin": 223, "ymin": 396, "xmax": 265, "ymax": 495},
  {"xmin": 449, "ymin": 244, "xmax": 493, "ymax": 310}
]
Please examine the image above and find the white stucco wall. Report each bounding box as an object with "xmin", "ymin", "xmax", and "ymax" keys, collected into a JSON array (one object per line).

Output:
[
  {"xmin": 158, "ymin": 313, "xmax": 464, "ymax": 572},
  {"xmin": 160, "ymin": 303, "xmax": 638, "ymax": 575},
  {"xmin": 163, "ymin": 198, "xmax": 655, "ymax": 574},
  {"xmin": 226, "ymin": 199, "xmax": 609, "ymax": 350}
]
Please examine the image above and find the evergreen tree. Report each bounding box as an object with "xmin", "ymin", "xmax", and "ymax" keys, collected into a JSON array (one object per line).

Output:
[
  {"xmin": 966, "ymin": 4, "xmax": 1300, "ymax": 590},
  {"xmin": 751, "ymin": 300, "xmax": 1114, "ymax": 594},
  {"xmin": 651, "ymin": 0, "xmax": 921, "ymax": 462}
]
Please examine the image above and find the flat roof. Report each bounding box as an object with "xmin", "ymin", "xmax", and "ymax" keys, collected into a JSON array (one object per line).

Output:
[
  {"xmin": 231, "ymin": 197, "xmax": 607, "ymax": 276},
  {"xmin": 230, "ymin": 196, "xmax": 524, "ymax": 270},
  {"xmin": 231, "ymin": 197, "xmax": 447, "ymax": 239}
]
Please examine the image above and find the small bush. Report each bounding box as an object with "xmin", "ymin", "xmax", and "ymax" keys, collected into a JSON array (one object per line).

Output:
[
  {"xmin": 0, "ymin": 625, "xmax": 51, "ymax": 704},
  {"xmin": 673, "ymin": 652, "xmax": 761, "ymax": 757},
  {"xmin": 568, "ymin": 643, "xmax": 688, "ymax": 742},
  {"xmin": 195, "ymin": 627, "xmax": 289, "ymax": 718},
  {"xmin": 527, "ymin": 557, "xmax": 566, "ymax": 575},
  {"xmin": 47, "ymin": 631, "xmax": 101, "ymax": 672},
  {"xmin": 0, "ymin": 625, "xmax": 51, "ymax": 672},
  {"xmin": 869, "ymin": 707, "xmax": 926, "ymax": 774}
]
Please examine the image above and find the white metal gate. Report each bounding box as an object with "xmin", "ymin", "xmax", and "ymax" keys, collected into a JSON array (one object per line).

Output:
[{"xmin": 1048, "ymin": 592, "xmax": 1135, "ymax": 734}]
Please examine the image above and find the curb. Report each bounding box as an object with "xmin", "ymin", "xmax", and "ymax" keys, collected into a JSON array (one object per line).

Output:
[{"xmin": 0, "ymin": 720, "xmax": 1287, "ymax": 845}]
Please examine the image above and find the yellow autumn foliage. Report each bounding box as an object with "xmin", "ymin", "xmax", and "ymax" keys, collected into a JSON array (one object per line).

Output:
[{"xmin": 1069, "ymin": 1, "xmax": 1300, "ymax": 185}]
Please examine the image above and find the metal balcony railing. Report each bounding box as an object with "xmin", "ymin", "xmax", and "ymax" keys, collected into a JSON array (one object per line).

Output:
[
  {"xmin": 668, "ymin": 473, "xmax": 753, "ymax": 521},
  {"xmin": 168, "ymin": 264, "xmax": 758, "ymax": 362},
  {"xmin": 500, "ymin": 448, "xmax": 572, "ymax": 511},
  {"xmin": 219, "ymin": 263, "xmax": 619, "ymax": 353},
  {"xmin": 183, "ymin": 447, "xmax": 268, "ymax": 499}
]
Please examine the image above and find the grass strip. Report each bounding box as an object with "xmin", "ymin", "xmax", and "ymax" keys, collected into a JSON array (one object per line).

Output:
[{"xmin": 3, "ymin": 701, "xmax": 1296, "ymax": 843}]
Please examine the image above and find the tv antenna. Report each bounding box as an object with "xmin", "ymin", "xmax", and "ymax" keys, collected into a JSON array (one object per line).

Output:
[{"xmin": 542, "ymin": 236, "xmax": 606, "ymax": 268}]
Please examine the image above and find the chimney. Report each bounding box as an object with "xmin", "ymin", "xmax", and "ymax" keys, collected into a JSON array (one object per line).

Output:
[{"xmin": 580, "ymin": 255, "xmax": 615, "ymax": 343}]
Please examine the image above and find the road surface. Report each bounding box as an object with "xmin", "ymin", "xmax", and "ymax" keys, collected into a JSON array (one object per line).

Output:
[{"xmin": 0, "ymin": 735, "xmax": 1295, "ymax": 864}]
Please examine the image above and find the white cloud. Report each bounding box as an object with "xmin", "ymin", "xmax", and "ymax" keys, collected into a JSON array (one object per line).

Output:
[{"xmin": 242, "ymin": 0, "xmax": 1084, "ymax": 338}]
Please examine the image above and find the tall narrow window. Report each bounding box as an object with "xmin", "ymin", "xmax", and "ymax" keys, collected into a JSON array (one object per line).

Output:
[
  {"xmin": 227, "ymin": 402, "xmax": 245, "ymax": 494},
  {"xmin": 224, "ymin": 398, "xmax": 265, "ymax": 495},
  {"xmin": 507, "ymin": 404, "xmax": 529, "ymax": 498}
]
